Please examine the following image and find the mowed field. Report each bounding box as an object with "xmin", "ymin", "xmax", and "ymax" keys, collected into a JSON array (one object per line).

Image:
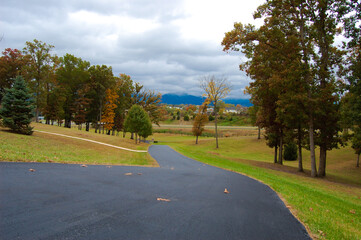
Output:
[{"xmin": 0, "ymin": 123, "xmax": 156, "ymax": 166}]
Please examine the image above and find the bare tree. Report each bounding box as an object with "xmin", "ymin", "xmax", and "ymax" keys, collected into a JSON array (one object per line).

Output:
[{"xmin": 199, "ymin": 75, "xmax": 231, "ymax": 148}]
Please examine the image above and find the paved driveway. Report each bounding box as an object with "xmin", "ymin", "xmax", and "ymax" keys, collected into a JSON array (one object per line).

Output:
[{"xmin": 0, "ymin": 145, "xmax": 310, "ymax": 239}]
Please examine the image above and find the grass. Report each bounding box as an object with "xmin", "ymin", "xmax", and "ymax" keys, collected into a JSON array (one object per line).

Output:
[
  {"xmin": 0, "ymin": 123, "xmax": 156, "ymax": 166},
  {"xmin": 153, "ymin": 133, "xmax": 361, "ymax": 240}
]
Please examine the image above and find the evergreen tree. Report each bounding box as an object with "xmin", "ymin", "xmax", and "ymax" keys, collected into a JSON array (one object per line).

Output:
[{"xmin": 0, "ymin": 76, "xmax": 34, "ymax": 135}]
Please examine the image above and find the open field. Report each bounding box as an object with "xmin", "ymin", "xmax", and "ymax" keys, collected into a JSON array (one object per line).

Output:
[
  {"xmin": 153, "ymin": 133, "xmax": 361, "ymax": 240},
  {"xmin": 154, "ymin": 122, "xmax": 260, "ymax": 138},
  {"xmin": 0, "ymin": 123, "xmax": 156, "ymax": 166}
]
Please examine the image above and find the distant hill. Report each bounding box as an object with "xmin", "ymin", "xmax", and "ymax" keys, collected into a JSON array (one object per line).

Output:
[{"xmin": 161, "ymin": 94, "xmax": 252, "ymax": 107}]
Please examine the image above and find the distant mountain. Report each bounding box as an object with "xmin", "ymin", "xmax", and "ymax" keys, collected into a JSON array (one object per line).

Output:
[{"xmin": 161, "ymin": 94, "xmax": 252, "ymax": 107}]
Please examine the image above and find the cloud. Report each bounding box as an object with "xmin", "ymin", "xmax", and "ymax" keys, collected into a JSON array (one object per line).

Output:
[{"xmin": 0, "ymin": 0, "xmax": 265, "ymax": 99}]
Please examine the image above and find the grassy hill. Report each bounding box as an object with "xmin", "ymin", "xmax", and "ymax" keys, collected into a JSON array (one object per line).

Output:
[{"xmin": 0, "ymin": 123, "xmax": 156, "ymax": 166}]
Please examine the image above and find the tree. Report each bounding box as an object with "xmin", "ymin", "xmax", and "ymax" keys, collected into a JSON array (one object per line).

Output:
[
  {"xmin": 56, "ymin": 54, "xmax": 90, "ymax": 128},
  {"xmin": 43, "ymin": 86, "xmax": 65, "ymax": 125},
  {"xmin": 138, "ymin": 115, "xmax": 153, "ymax": 141},
  {"xmin": 87, "ymin": 65, "xmax": 115, "ymax": 132},
  {"xmin": 22, "ymin": 39, "xmax": 55, "ymax": 122},
  {"xmin": 192, "ymin": 98, "xmax": 210, "ymax": 144},
  {"xmin": 200, "ymin": 75, "xmax": 231, "ymax": 148},
  {"xmin": 342, "ymin": 0, "xmax": 361, "ymax": 167},
  {"xmin": 101, "ymin": 88, "xmax": 118, "ymax": 134},
  {"xmin": 73, "ymin": 87, "xmax": 91, "ymax": 130},
  {"xmin": 351, "ymin": 128, "xmax": 361, "ymax": 167},
  {"xmin": 0, "ymin": 48, "xmax": 29, "ymax": 103},
  {"xmin": 124, "ymin": 105, "xmax": 152, "ymax": 144},
  {"xmin": 0, "ymin": 76, "xmax": 34, "ymax": 135},
  {"xmin": 222, "ymin": 0, "xmax": 348, "ymax": 176},
  {"xmin": 114, "ymin": 74, "xmax": 134, "ymax": 135},
  {"xmin": 248, "ymin": 105, "xmax": 261, "ymax": 139}
]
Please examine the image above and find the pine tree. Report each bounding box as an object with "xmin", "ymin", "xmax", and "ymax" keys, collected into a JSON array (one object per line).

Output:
[{"xmin": 0, "ymin": 76, "xmax": 34, "ymax": 135}]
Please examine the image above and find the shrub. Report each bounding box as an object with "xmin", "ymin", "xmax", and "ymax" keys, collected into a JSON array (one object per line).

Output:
[
  {"xmin": 284, "ymin": 141, "xmax": 298, "ymax": 161},
  {"xmin": 209, "ymin": 115, "xmax": 215, "ymax": 121},
  {"xmin": 184, "ymin": 115, "xmax": 190, "ymax": 121}
]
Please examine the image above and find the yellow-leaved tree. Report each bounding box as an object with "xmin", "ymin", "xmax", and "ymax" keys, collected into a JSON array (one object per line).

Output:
[
  {"xmin": 101, "ymin": 88, "xmax": 119, "ymax": 134},
  {"xmin": 200, "ymin": 75, "xmax": 231, "ymax": 148}
]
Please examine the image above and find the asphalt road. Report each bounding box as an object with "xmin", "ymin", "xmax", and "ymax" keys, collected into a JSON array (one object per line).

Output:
[{"xmin": 0, "ymin": 145, "xmax": 310, "ymax": 240}]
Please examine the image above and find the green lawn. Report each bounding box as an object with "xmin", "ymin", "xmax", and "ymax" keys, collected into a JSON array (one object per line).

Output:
[
  {"xmin": 153, "ymin": 133, "xmax": 361, "ymax": 240},
  {"xmin": 0, "ymin": 123, "xmax": 156, "ymax": 166}
]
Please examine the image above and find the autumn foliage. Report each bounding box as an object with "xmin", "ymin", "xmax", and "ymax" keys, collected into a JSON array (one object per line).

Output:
[
  {"xmin": 192, "ymin": 98, "xmax": 210, "ymax": 144},
  {"xmin": 101, "ymin": 88, "xmax": 119, "ymax": 131}
]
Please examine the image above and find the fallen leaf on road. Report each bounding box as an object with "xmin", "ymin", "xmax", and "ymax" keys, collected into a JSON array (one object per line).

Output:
[
  {"xmin": 124, "ymin": 173, "xmax": 133, "ymax": 176},
  {"xmin": 81, "ymin": 164, "xmax": 87, "ymax": 167},
  {"xmin": 318, "ymin": 230, "xmax": 326, "ymax": 236},
  {"xmin": 106, "ymin": 166, "xmax": 112, "ymax": 168},
  {"xmin": 157, "ymin": 198, "xmax": 171, "ymax": 202},
  {"xmin": 224, "ymin": 188, "xmax": 229, "ymax": 194},
  {"xmin": 170, "ymin": 167, "xmax": 174, "ymax": 170},
  {"xmin": 137, "ymin": 173, "xmax": 142, "ymax": 175},
  {"xmin": 349, "ymin": 209, "xmax": 356, "ymax": 214},
  {"xmin": 29, "ymin": 169, "xmax": 35, "ymax": 172},
  {"xmin": 48, "ymin": 160, "xmax": 53, "ymax": 163}
]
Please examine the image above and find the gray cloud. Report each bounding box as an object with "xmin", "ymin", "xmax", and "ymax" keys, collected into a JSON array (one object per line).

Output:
[{"xmin": 0, "ymin": 0, "xmax": 252, "ymax": 99}]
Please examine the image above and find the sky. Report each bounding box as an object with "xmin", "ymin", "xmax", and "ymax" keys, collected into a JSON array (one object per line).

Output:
[{"xmin": 0, "ymin": 0, "xmax": 265, "ymax": 99}]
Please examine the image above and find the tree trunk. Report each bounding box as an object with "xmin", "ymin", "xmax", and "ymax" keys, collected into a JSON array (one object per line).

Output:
[
  {"xmin": 357, "ymin": 154, "xmax": 360, "ymax": 168},
  {"xmin": 131, "ymin": 132, "xmax": 134, "ymax": 140},
  {"xmin": 258, "ymin": 126, "xmax": 261, "ymax": 140},
  {"xmin": 64, "ymin": 119, "xmax": 71, "ymax": 128},
  {"xmin": 86, "ymin": 122, "xmax": 89, "ymax": 132},
  {"xmin": 318, "ymin": 146, "xmax": 327, "ymax": 177},
  {"xmin": 135, "ymin": 133, "xmax": 137, "ymax": 144},
  {"xmin": 123, "ymin": 131, "xmax": 126, "ymax": 138},
  {"xmin": 278, "ymin": 132, "xmax": 283, "ymax": 165},
  {"xmin": 196, "ymin": 135, "xmax": 199, "ymax": 144},
  {"xmin": 298, "ymin": 126, "xmax": 303, "ymax": 172},
  {"xmin": 274, "ymin": 145, "xmax": 278, "ymax": 164},
  {"xmin": 309, "ymin": 117, "xmax": 317, "ymax": 177},
  {"xmin": 214, "ymin": 100, "xmax": 219, "ymax": 148},
  {"xmin": 35, "ymin": 107, "xmax": 39, "ymax": 123},
  {"xmin": 299, "ymin": 4, "xmax": 316, "ymax": 177}
]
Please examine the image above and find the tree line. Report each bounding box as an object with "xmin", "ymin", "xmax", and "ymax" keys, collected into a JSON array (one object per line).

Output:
[
  {"xmin": 222, "ymin": 0, "xmax": 361, "ymax": 175},
  {"xmin": 0, "ymin": 39, "xmax": 162, "ymax": 138}
]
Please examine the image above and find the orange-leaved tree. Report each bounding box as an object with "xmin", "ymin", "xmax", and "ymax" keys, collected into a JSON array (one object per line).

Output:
[
  {"xmin": 101, "ymin": 88, "xmax": 118, "ymax": 134},
  {"xmin": 192, "ymin": 98, "xmax": 210, "ymax": 144}
]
